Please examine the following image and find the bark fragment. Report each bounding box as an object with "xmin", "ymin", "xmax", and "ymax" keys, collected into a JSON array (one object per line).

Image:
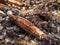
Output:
[
  {"xmin": 0, "ymin": 3, "xmax": 6, "ymax": 10},
  {"xmin": 0, "ymin": 0, "xmax": 7, "ymax": 5},
  {"xmin": 8, "ymin": 0, "xmax": 24, "ymax": 6},
  {"xmin": 9, "ymin": 15, "xmax": 46, "ymax": 39}
]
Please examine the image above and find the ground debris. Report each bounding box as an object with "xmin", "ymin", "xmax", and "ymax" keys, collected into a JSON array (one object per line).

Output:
[{"xmin": 0, "ymin": 0, "xmax": 60, "ymax": 45}]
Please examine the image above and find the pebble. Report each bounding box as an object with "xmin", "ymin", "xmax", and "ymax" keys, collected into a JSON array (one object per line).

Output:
[
  {"xmin": 30, "ymin": 40, "xmax": 35, "ymax": 43},
  {"xmin": 19, "ymin": 34, "xmax": 25, "ymax": 38},
  {"xmin": 7, "ymin": 10, "xmax": 13, "ymax": 15},
  {"xmin": 0, "ymin": 10, "xmax": 5, "ymax": 15},
  {"xmin": 12, "ymin": 4, "xmax": 15, "ymax": 7},
  {"xmin": 13, "ymin": 26, "xmax": 17, "ymax": 30},
  {"xmin": 5, "ymin": 16, "xmax": 9, "ymax": 21},
  {"xmin": 0, "ymin": 23, "xmax": 1, "ymax": 25},
  {"xmin": 47, "ymin": 33, "xmax": 54, "ymax": 39},
  {"xmin": 0, "ymin": 26, "xmax": 3, "ymax": 30},
  {"xmin": 0, "ymin": 16, "xmax": 3, "ymax": 22},
  {"xmin": 51, "ymin": 23, "xmax": 56, "ymax": 27},
  {"xmin": 42, "ymin": 21, "xmax": 48, "ymax": 24},
  {"xmin": 18, "ymin": 12, "xmax": 23, "ymax": 16},
  {"xmin": 11, "ymin": 40, "xmax": 14, "ymax": 44},
  {"xmin": 56, "ymin": 18, "xmax": 60, "ymax": 24},
  {"xmin": 6, "ymin": 27, "xmax": 14, "ymax": 30},
  {"xmin": 2, "ymin": 18, "xmax": 6, "ymax": 21},
  {"xmin": 30, "ymin": 40, "xmax": 37, "ymax": 45},
  {"xmin": 25, "ymin": 16, "xmax": 30, "ymax": 19},
  {"xmin": 22, "ymin": 7, "xmax": 26, "ymax": 10},
  {"xmin": 52, "ymin": 11, "xmax": 57, "ymax": 15},
  {"xmin": 0, "ymin": 35, "xmax": 4, "ymax": 39},
  {"xmin": 36, "ymin": 1, "xmax": 40, "ymax": 4},
  {"xmin": 52, "ymin": 33, "xmax": 60, "ymax": 39},
  {"xmin": 5, "ymin": 38, "xmax": 11, "ymax": 43},
  {"xmin": 57, "ymin": 26, "xmax": 60, "ymax": 33},
  {"xmin": 45, "ymin": 7, "xmax": 48, "ymax": 11},
  {"xmin": 24, "ymin": 36, "xmax": 29, "ymax": 40},
  {"xmin": 3, "ymin": 31, "xmax": 6, "ymax": 36},
  {"xmin": 58, "ymin": 11, "xmax": 60, "ymax": 14},
  {"xmin": 8, "ymin": 4, "xmax": 11, "ymax": 7}
]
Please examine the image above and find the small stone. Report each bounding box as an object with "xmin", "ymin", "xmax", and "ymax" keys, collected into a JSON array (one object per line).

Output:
[
  {"xmin": 51, "ymin": 23, "xmax": 56, "ymax": 27},
  {"xmin": 22, "ymin": 7, "xmax": 26, "ymax": 10},
  {"xmin": 45, "ymin": 7, "xmax": 48, "ymax": 11},
  {"xmin": 52, "ymin": 11, "xmax": 57, "ymax": 15},
  {"xmin": 0, "ymin": 10, "xmax": 5, "ymax": 15},
  {"xmin": 18, "ymin": 12, "xmax": 23, "ymax": 16},
  {"xmin": 2, "ymin": 18, "xmax": 6, "ymax": 21},
  {"xmin": 30, "ymin": 40, "xmax": 35, "ymax": 43},
  {"xmin": 58, "ymin": 11, "xmax": 60, "ymax": 14},
  {"xmin": 0, "ymin": 16, "xmax": 3, "ymax": 22},
  {"xmin": 47, "ymin": 33, "xmax": 54, "ymax": 39},
  {"xmin": 0, "ymin": 26, "xmax": 3, "ymax": 30},
  {"xmin": 57, "ymin": 26, "xmax": 60, "ymax": 32},
  {"xmin": 52, "ymin": 33, "xmax": 60, "ymax": 39},
  {"xmin": 5, "ymin": 16, "xmax": 9, "ymax": 21},
  {"xmin": 36, "ymin": 1, "xmax": 40, "ymax": 4},
  {"xmin": 25, "ymin": 16, "xmax": 30, "ymax": 19},
  {"xmin": 4, "ymin": 0, "xmax": 7, "ymax": 1},
  {"xmin": 56, "ymin": 17, "xmax": 60, "ymax": 24},
  {"xmin": 30, "ymin": 40, "xmax": 37, "ymax": 45},
  {"xmin": 11, "ymin": 40, "xmax": 14, "ymax": 44},
  {"xmin": 24, "ymin": 36, "xmax": 29, "ymax": 40},
  {"xmin": 3, "ymin": 31, "xmax": 6, "ymax": 36},
  {"xmin": 6, "ymin": 27, "xmax": 14, "ymax": 30},
  {"xmin": 19, "ymin": 34, "xmax": 25, "ymax": 38},
  {"xmin": 0, "ymin": 23, "xmax": 1, "ymax": 25},
  {"xmin": 31, "ymin": 1, "xmax": 35, "ymax": 4},
  {"xmin": 13, "ymin": 26, "xmax": 17, "ymax": 30},
  {"xmin": 12, "ymin": 4, "xmax": 15, "ymax": 7},
  {"xmin": 17, "ymin": 7, "xmax": 21, "ymax": 9},
  {"xmin": 7, "ymin": 10, "xmax": 13, "ymax": 15},
  {"xmin": 5, "ymin": 38, "xmax": 11, "ymax": 42},
  {"xmin": 0, "ymin": 35, "xmax": 3, "ymax": 39},
  {"xmin": 42, "ymin": 21, "xmax": 48, "ymax": 24},
  {"xmin": 8, "ymin": 4, "xmax": 11, "ymax": 7}
]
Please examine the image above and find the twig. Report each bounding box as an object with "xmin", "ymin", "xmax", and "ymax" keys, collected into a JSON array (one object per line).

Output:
[{"xmin": 9, "ymin": 15, "xmax": 46, "ymax": 39}]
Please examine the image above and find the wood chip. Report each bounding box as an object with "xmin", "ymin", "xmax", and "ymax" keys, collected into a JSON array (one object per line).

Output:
[{"xmin": 9, "ymin": 15, "xmax": 46, "ymax": 39}]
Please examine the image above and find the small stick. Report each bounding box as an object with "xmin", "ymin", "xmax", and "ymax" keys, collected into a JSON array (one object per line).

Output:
[
  {"xmin": 0, "ymin": 3, "xmax": 55, "ymax": 21},
  {"xmin": 0, "ymin": 0, "xmax": 7, "ymax": 5},
  {"xmin": 9, "ymin": 15, "xmax": 46, "ymax": 39},
  {"xmin": 8, "ymin": 0, "xmax": 24, "ymax": 6},
  {"xmin": 0, "ymin": 3, "xmax": 6, "ymax": 10}
]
